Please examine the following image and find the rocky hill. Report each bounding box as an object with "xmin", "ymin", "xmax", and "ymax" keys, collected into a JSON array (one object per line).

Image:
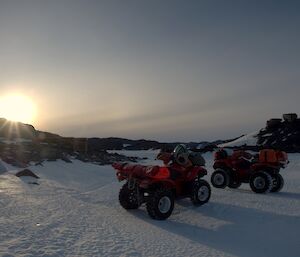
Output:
[
  {"xmin": 257, "ymin": 114, "xmax": 300, "ymax": 152},
  {"xmin": 0, "ymin": 119, "xmax": 205, "ymax": 167},
  {"xmin": 0, "ymin": 118, "xmax": 36, "ymax": 139},
  {"xmin": 220, "ymin": 113, "xmax": 300, "ymax": 153},
  {"xmin": 0, "ymin": 119, "xmax": 142, "ymax": 167}
]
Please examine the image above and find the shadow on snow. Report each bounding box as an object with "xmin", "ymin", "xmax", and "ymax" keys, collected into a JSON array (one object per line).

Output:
[{"xmin": 131, "ymin": 201, "xmax": 300, "ymax": 257}]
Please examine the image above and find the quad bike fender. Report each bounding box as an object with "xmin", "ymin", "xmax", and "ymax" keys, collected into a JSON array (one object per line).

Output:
[
  {"xmin": 139, "ymin": 179, "xmax": 176, "ymax": 191},
  {"xmin": 213, "ymin": 160, "xmax": 231, "ymax": 170},
  {"xmin": 251, "ymin": 163, "xmax": 280, "ymax": 175},
  {"xmin": 186, "ymin": 166, "xmax": 207, "ymax": 181}
]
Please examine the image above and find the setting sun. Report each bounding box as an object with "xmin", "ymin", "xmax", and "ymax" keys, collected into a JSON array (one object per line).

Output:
[{"xmin": 0, "ymin": 94, "xmax": 36, "ymax": 124}]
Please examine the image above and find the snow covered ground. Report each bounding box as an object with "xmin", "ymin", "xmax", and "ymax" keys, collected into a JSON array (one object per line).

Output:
[
  {"xmin": 1, "ymin": 150, "xmax": 300, "ymax": 257},
  {"xmin": 219, "ymin": 131, "xmax": 259, "ymax": 147}
]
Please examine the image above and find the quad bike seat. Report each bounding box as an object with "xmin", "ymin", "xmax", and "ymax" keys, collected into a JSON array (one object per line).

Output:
[
  {"xmin": 229, "ymin": 150, "xmax": 253, "ymax": 170},
  {"xmin": 214, "ymin": 149, "xmax": 228, "ymax": 160},
  {"xmin": 112, "ymin": 162, "xmax": 160, "ymax": 178}
]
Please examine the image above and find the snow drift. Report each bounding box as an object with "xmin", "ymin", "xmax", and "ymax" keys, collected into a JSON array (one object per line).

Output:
[{"xmin": 218, "ymin": 131, "xmax": 259, "ymax": 148}]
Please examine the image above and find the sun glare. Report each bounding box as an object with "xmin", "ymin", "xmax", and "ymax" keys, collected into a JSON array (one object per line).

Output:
[{"xmin": 0, "ymin": 94, "xmax": 36, "ymax": 124}]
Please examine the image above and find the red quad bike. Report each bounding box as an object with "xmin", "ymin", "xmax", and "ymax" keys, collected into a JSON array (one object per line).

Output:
[
  {"xmin": 112, "ymin": 151, "xmax": 211, "ymax": 220},
  {"xmin": 211, "ymin": 149, "xmax": 289, "ymax": 194}
]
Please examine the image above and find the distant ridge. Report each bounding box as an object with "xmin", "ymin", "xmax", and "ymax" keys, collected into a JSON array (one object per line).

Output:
[
  {"xmin": 0, "ymin": 118, "xmax": 225, "ymax": 151},
  {"xmin": 1, "ymin": 112, "xmax": 299, "ymax": 168}
]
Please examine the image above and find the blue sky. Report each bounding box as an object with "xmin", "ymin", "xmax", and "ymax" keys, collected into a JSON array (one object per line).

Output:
[{"xmin": 0, "ymin": 0, "xmax": 299, "ymax": 141}]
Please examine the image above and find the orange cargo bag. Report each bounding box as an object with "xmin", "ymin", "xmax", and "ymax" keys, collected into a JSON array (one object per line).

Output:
[
  {"xmin": 259, "ymin": 149, "xmax": 278, "ymax": 163},
  {"xmin": 276, "ymin": 151, "xmax": 288, "ymax": 164}
]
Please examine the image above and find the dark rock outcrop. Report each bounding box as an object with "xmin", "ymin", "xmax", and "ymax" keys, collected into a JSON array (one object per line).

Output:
[
  {"xmin": 258, "ymin": 115, "xmax": 300, "ymax": 152},
  {"xmin": 15, "ymin": 169, "xmax": 39, "ymax": 178},
  {"xmin": 266, "ymin": 118, "xmax": 282, "ymax": 129},
  {"xmin": 283, "ymin": 113, "xmax": 298, "ymax": 123},
  {"xmin": 224, "ymin": 113, "xmax": 300, "ymax": 153},
  {"xmin": 0, "ymin": 118, "xmax": 36, "ymax": 139}
]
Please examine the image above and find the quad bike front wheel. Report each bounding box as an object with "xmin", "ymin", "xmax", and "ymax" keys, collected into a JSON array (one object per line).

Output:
[
  {"xmin": 249, "ymin": 171, "xmax": 273, "ymax": 194},
  {"xmin": 211, "ymin": 169, "xmax": 230, "ymax": 188},
  {"xmin": 146, "ymin": 188, "xmax": 174, "ymax": 220},
  {"xmin": 119, "ymin": 182, "xmax": 141, "ymax": 209},
  {"xmin": 191, "ymin": 179, "xmax": 211, "ymax": 206},
  {"xmin": 271, "ymin": 174, "xmax": 284, "ymax": 193}
]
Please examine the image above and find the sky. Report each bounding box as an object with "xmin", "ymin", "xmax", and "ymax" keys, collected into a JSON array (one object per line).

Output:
[{"xmin": 0, "ymin": 0, "xmax": 299, "ymax": 142}]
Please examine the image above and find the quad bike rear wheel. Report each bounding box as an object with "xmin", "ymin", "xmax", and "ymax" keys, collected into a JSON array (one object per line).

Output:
[
  {"xmin": 271, "ymin": 174, "xmax": 284, "ymax": 193},
  {"xmin": 211, "ymin": 169, "xmax": 230, "ymax": 188},
  {"xmin": 191, "ymin": 179, "xmax": 211, "ymax": 206},
  {"xmin": 146, "ymin": 188, "xmax": 174, "ymax": 220},
  {"xmin": 249, "ymin": 171, "xmax": 272, "ymax": 194},
  {"xmin": 119, "ymin": 182, "xmax": 141, "ymax": 209}
]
